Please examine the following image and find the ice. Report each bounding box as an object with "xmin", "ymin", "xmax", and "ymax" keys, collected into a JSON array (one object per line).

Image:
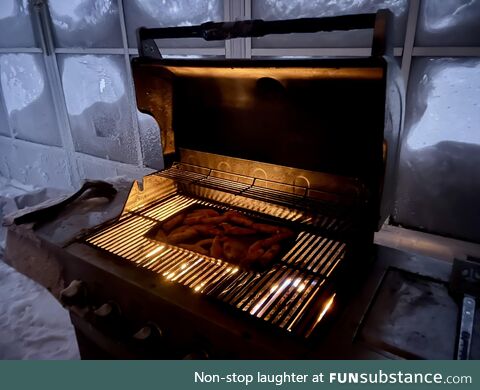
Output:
[
  {"xmin": 416, "ymin": 0, "xmax": 480, "ymax": 46},
  {"xmin": 124, "ymin": 0, "xmax": 224, "ymax": 48},
  {"xmin": 395, "ymin": 58, "xmax": 480, "ymax": 243},
  {"xmin": 0, "ymin": 0, "xmax": 15, "ymax": 19},
  {"xmin": 0, "ymin": 137, "xmax": 71, "ymax": 189},
  {"xmin": 0, "ymin": 54, "xmax": 62, "ymax": 146},
  {"xmin": 0, "ymin": 261, "xmax": 80, "ymax": 359},
  {"xmin": 252, "ymin": 0, "xmax": 408, "ymax": 48},
  {"xmin": 61, "ymin": 56, "xmax": 125, "ymax": 116},
  {"xmin": 0, "ymin": 0, "xmax": 36, "ymax": 48},
  {"xmin": 0, "ymin": 94, "xmax": 9, "ymax": 137},
  {"xmin": 59, "ymin": 54, "xmax": 138, "ymax": 163},
  {"xmin": 0, "ymin": 54, "xmax": 43, "ymax": 113},
  {"xmin": 395, "ymin": 141, "xmax": 480, "ymax": 243},
  {"xmin": 49, "ymin": 0, "xmax": 123, "ymax": 48},
  {"xmin": 405, "ymin": 58, "xmax": 480, "ymax": 150},
  {"xmin": 254, "ymin": 0, "xmax": 407, "ymax": 19},
  {"xmin": 137, "ymin": 110, "xmax": 163, "ymax": 170}
]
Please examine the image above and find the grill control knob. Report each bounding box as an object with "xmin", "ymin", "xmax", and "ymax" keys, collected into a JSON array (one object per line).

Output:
[
  {"xmin": 133, "ymin": 322, "xmax": 163, "ymax": 342},
  {"xmin": 93, "ymin": 302, "xmax": 120, "ymax": 319},
  {"xmin": 183, "ymin": 350, "xmax": 209, "ymax": 360},
  {"xmin": 60, "ymin": 280, "xmax": 87, "ymax": 307}
]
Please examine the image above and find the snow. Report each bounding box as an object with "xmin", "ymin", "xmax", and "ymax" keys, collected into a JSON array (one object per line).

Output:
[
  {"xmin": 62, "ymin": 56, "xmax": 125, "ymax": 116},
  {"xmin": 58, "ymin": 54, "xmax": 138, "ymax": 163},
  {"xmin": 0, "ymin": 54, "xmax": 44, "ymax": 113},
  {"xmin": 0, "ymin": 177, "xmax": 80, "ymax": 359},
  {"xmin": 406, "ymin": 58, "xmax": 480, "ymax": 150},
  {"xmin": 0, "ymin": 54, "xmax": 63, "ymax": 146},
  {"xmin": 49, "ymin": 0, "xmax": 122, "ymax": 48},
  {"xmin": 0, "ymin": 261, "xmax": 80, "ymax": 359},
  {"xmin": 0, "ymin": 0, "xmax": 15, "ymax": 21}
]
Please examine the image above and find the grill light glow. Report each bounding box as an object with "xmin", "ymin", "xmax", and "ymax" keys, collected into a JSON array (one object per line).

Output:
[
  {"xmin": 317, "ymin": 294, "xmax": 336, "ymax": 322},
  {"xmin": 145, "ymin": 245, "xmax": 164, "ymax": 258},
  {"xmin": 250, "ymin": 278, "xmax": 292, "ymax": 316},
  {"xmin": 285, "ymin": 280, "xmax": 323, "ymax": 332},
  {"xmin": 304, "ymin": 293, "xmax": 336, "ymax": 338},
  {"xmin": 194, "ymin": 282, "xmax": 206, "ymax": 293},
  {"xmin": 172, "ymin": 259, "xmax": 203, "ymax": 282}
]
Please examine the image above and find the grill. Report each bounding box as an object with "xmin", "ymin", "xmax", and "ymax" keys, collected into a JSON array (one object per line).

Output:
[
  {"xmin": 85, "ymin": 169, "xmax": 349, "ymax": 338},
  {"xmin": 6, "ymin": 10, "xmax": 404, "ymax": 359}
]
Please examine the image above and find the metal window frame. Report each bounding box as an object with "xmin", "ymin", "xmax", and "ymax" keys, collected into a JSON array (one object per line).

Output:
[{"xmin": 1, "ymin": 0, "xmax": 480, "ymax": 191}]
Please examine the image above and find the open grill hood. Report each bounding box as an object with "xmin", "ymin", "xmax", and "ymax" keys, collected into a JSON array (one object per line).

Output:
[{"xmin": 131, "ymin": 11, "xmax": 403, "ymax": 231}]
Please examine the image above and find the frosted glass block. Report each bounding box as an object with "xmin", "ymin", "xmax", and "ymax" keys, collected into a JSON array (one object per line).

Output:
[
  {"xmin": 0, "ymin": 137, "xmax": 71, "ymax": 188},
  {"xmin": 252, "ymin": 0, "xmax": 408, "ymax": 48},
  {"xmin": 0, "ymin": 96, "xmax": 10, "ymax": 136},
  {"xmin": 137, "ymin": 110, "xmax": 163, "ymax": 170},
  {"xmin": 0, "ymin": 54, "xmax": 62, "ymax": 146},
  {"xmin": 77, "ymin": 157, "xmax": 118, "ymax": 180},
  {"xmin": 124, "ymin": 0, "xmax": 224, "ymax": 48},
  {"xmin": 59, "ymin": 54, "xmax": 138, "ymax": 164},
  {"xmin": 0, "ymin": 0, "xmax": 36, "ymax": 48},
  {"xmin": 395, "ymin": 58, "xmax": 480, "ymax": 243},
  {"xmin": 49, "ymin": 0, "xmax": 123, "ymax": 48},
  {"xmin": 416, "ymin": 0, "xmax": 480, "ymax": 46}
]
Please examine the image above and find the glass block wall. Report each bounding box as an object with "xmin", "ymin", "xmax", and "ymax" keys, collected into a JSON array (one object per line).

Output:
[{"xmin": 0, "ymin": 0, "xmax": 479, "ymax": 243}]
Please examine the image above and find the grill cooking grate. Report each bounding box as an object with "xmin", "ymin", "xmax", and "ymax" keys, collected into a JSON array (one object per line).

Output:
[
  {"xmin": 158, "ymin": 164, "xmax": 358, "ymax": 219},
  {"xmin": 85, "ymin": 191, "xmax": 346, "ymax": 337}
]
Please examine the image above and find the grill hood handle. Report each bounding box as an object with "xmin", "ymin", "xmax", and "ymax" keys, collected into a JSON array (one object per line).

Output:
[{"xmin": 138, "ymin": 9, "xmax": 392, "ymax": 59}]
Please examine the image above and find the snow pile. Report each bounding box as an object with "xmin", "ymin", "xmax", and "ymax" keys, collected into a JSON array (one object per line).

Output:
[
  {"xmin": 0, "ymin": 177, "xmax": 79, "ymax": 359},
  {"xmin": 0, "ymin": 261, "xmax": 79, "ymax": 359}
]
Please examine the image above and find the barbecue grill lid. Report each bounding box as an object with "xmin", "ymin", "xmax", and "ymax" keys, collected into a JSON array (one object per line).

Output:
[{"xmin": 132, "ymin": 57, "xmax": 387, "ymax": 188}]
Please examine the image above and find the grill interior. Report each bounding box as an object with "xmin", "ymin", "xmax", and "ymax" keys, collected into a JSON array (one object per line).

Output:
[{"xmin": 84, "ymin": 166, "xmax": 355, "ymax": 338}]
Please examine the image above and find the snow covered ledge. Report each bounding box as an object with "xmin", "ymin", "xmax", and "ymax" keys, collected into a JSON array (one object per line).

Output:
[{"xmin": 0, "ymin": 177, "xmax": 79, "ymax": 359}]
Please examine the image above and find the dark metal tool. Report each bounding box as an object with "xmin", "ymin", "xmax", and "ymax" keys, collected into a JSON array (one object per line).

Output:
[
  {"xmin": 13, "ymin": 180, "xmax": 117, "ymax": 228},
  {"xmin": 449, "ymin": 256, "xmax": 480, "ymax": 359}
]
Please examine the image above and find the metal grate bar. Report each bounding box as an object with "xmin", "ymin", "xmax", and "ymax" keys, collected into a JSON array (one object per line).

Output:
[
  {"xmin": 251, "ymin": 269, "xmax": 301, "ymax": 318},
  {"xmin": 142, "ymin": 195, "xmax": 198, "ymax": 220},
  {"xmin": 262, "ymin": 271, "xmax": 305, "ymax": 322},
  {"xmin": 84, "ymin": 181, "xmax": 351, "ymax": 337},
  {"xmin": 236, "ymin": 267, "xmax": 291, "ymax": 311},
  {"xmin": 284, "ymin": 281, "xmax": 324, "ymax": 332},
  {"xmin": 169, "ymin": 258, "xmax": 208, "ymax": 284},
  {"xmin": 218, "ymin": 273, "xmax": 261, "ymax": 303},
  {"xmin": 187, "ymin": 262, "xmax": 224, "ymax": 288},
  {"xmin": 149, "ymin": 249, "xmax": 187, "ymax": 273},
  {"xmin": 245, "ymin": 270, "xmax": 294, "ymax": 315},
  {"xmin": 191, "ymin": 264, "xmax": 233, "ymax": 292},
  {"xmin": 162, "ymin": 253, "xmax": 202, "ymax": 280},
  {"xmin": 137, "ymin": 245, "xmax": 171, "ymax": 268},
  {"xmin": 270, "ymin": 275, "xmax": 315, "ymax": 325},
  {"xmin": 312, "ymin": 241, "xmax": 343, "ymax": 274},
  {"xmin": 87, "ymin": 215, "xmax": 151, "ymax": 245},
  {"xmin": 204, "ymin": 267, "xmax": 238, "ymax": 291},
  {"xmin": 207, "ymin": 270, "xmax": 254, "ymax": 298},
  {"xmin": 157, "ymin": 164, "xmax": 359, "ymax": 215}
]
